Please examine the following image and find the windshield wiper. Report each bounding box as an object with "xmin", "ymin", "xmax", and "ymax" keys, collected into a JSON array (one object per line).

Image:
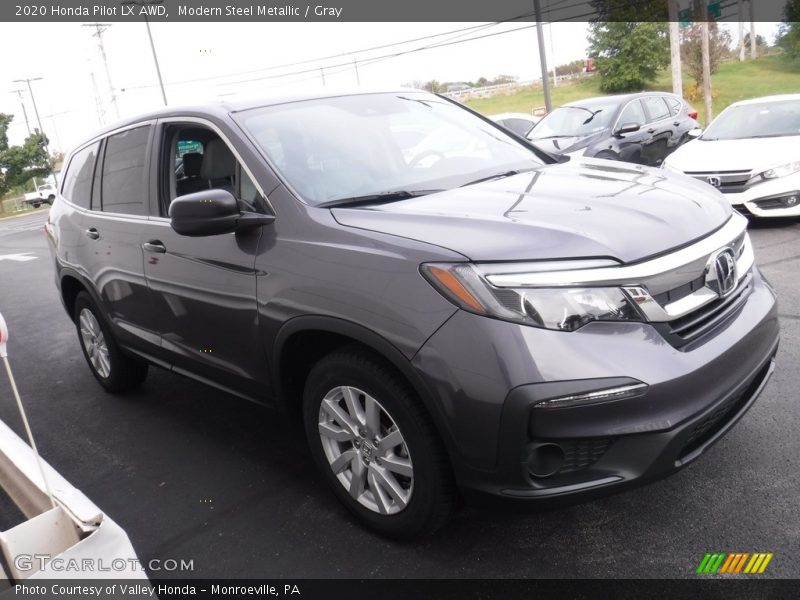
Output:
[
  {"xmin": 317, "ymin": 189, "xmax": 441, "ymax": 208},
  {"xmin": 460, "ymin": 168, "xmax": 535, "ymax": 187}
]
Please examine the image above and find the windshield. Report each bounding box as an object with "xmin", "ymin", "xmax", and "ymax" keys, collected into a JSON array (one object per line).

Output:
[
  {"xmin": 236, "ymin": 92, "xmax": 546, "ymax": 206},
  {"xmin": 703, "ymin": 100, "xmax": 800, "ymax": 140},
  {"xmin": 529, "ymin": 101, "xmax": 618, "ymax": 139}
]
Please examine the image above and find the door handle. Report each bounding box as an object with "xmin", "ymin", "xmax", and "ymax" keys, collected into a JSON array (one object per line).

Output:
[
  {"xmin": 142, "ymin": 240, "xmax": 166, "ymax": 253},
  {"xmin": 647, "ymin": 128, "xmax": 656, "ymax": 134},
  {"xmin": 85, "ymin": 228, "xmax": 100, "ymax": 240},
  {"xmin": 673, "ymin": 121, "xmax": 681, "ymax": 127}
]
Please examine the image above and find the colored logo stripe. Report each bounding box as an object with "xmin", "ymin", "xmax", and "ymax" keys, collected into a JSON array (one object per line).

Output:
[{"xmin": 697, "ymin": 552, "xmax": 773, "ymax": 574}]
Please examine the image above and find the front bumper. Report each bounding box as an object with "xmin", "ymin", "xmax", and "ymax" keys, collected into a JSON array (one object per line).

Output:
[
  {"xmin": 721, "ymin": 176, "xmax": 800, "ymax": 218},
  {"xmin": 412, "ymin": 266, "xmax": 779, "ymax": 505}
]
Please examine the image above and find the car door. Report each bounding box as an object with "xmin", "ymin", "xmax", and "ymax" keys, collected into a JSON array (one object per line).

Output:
[
  {"xmin": 614, "ymin": 99, "xmax": 650, "ymax": 164},
  {"xmin": 141, "ymin": 119, "xmax": 269, "ymax": 399},
  {"xmin": 640, "ymin": 96, "xmax": 674, "ymax": 166},
  {"xmin": 79, "ymin": 123, "xmax": 161, "ymax": 353}
]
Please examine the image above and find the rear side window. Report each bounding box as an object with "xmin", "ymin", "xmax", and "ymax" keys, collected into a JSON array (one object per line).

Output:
[
  {"xmin": 61, "ymin": 142, "xmax": 100, "ymax": 209},
  {"xmin": 642, "ymin": 97, "xmax": 670, "ymax": 122},
  {"xmin": 101, "ymin": 126, "xmax": 150, "ymax": 216},
  {"xmin": 504, "ymin": 118, "xmax": 534, "ymax": 136}
]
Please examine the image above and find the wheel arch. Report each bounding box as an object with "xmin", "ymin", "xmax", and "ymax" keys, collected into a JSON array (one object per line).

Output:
[{"xmin": 272, "ymin": 316, "xmax": 459, "ymax": 459}]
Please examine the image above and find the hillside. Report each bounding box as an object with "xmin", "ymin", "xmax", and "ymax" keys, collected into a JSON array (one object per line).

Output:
[{"xmin": 465, "ymin": 54, "xmax": 800, "ymax": 125}]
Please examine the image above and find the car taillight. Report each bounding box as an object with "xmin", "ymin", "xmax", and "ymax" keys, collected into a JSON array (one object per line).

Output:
[{"xmin": 688, "ymin": 109, "xmax": 698, "ymax": 120}]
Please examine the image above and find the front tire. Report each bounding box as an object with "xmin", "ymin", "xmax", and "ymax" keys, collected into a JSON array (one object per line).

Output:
[
  {"xmin": 74, "ymin": 291, "xmax": 148, "ymax": 393},
  {"xmin": 303, "ymin": 346, "xmax": 456, "ymax": 538}
]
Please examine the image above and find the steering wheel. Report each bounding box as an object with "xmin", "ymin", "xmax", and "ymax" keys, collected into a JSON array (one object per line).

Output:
[{"xmin": 408, "ymin": 150, "xmax": 446, "ymax": 168}]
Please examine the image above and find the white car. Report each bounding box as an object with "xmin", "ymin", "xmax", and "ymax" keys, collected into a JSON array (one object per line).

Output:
[
  {"xmin": 488, "ymin": 112, "xmax": 541, "ymax": 137},
  {"xmin": 663, "ymin": 94, "xmax": 800, "ymax": 218}
]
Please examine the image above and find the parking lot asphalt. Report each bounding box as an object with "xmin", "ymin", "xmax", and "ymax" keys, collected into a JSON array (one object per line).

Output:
[{"xmin": 0, "ymin": 210, "xmax": 798, "ymax": 579}]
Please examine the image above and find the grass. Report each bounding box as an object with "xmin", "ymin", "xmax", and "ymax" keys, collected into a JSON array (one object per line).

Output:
[
  {"xmin": 465, "ymin": 54, "xmax": 800, "ymax": 126},
  {"xmin": 0, "ymin": 197, "xmax": 47, "ymax": 220}
]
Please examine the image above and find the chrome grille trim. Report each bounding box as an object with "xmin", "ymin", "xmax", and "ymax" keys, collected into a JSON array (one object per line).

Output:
[{"xmin": 485, "ymin": 214, "xmax": 748, "ymax": 291}]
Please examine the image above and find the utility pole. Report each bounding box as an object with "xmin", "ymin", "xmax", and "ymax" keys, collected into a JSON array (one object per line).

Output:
[
  {"xmin": 748, "ymin": 0, "xmax": 757, "ymax": 59},
  {"xmin": 144, "ymin": 15, "xmax": 168, "ymax": 105},
  {"xmin": 701, "ymin": 18, "xmax": 713, "ymax": 124},
  {"xmin": 353, "ymin": 58, "xmax": 360, "ymax": 86},
  {"xmin": 89, "ymin": 62, "xmax": 106, "ymax": 127},
  {"xmin": 534, "ymin": 0, "xmax": 552, "ymax": 112},
  {"xmin": 668, "ymin": 0, "xmax": 682, "ymax": 96},
  {"xmin": 320, "ymin": 67, "xmax": 326, "ymax": 87},
  {"xmin": 10, "ymin": 90, "xmax": 31, "ymax": 136},
  {"xmin": 83, "ymin": 23, "xmax": 120, "ymax": 119},
  {"xmin": 738, "ymin": 0, "xmax": 745, "ymax": 60},
  {"xmin": 12, "ymin": 77, "xmax": 49, "ymax": 157}
]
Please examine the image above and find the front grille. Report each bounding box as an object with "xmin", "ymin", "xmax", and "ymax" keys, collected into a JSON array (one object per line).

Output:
[
  {"xmin": 679, "ymin": 360, "xmax": 772, "ymax": 459},
  {"xmin": 685, "ymin": 170, "xmax": 753, "ymax": 194},
  {"xmin": 559, "ymin": 437, "xmax": 615, "ymax": 473},
  {"xmin": 665, "ymin": 272, "xmax": 753, "ymax": 345}
]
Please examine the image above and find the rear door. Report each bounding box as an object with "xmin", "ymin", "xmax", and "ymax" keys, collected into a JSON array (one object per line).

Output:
[
  {"xmin": 80, "ymin": 123, "xmax": 161, "ymax": 352},
  {"xmin": 140, "ymin": 119, "xmax": 269, "ymax": 399}
]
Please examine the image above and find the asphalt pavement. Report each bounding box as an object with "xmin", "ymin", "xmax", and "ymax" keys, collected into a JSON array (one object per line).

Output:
[{"xmin": 0, "ymin": 210, "xmax": 798, "ymax": 579}]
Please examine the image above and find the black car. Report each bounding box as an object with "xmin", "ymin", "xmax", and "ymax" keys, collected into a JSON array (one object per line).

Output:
[{"xmin": 528, "ymin": 92, "xmax": 699, "ymax": 166}]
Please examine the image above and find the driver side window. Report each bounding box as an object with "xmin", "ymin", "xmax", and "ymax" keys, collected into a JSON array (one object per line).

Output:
[
  {"xmin": 619, "ymin": 101, "xmax": 646, "ymax": 127},
  {"xmin": 163, "ymin": 124, "xmax": 264, "ymax": 215}
]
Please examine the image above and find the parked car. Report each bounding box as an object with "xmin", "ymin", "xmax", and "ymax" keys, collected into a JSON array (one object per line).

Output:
[
  {"xmin": 23, "ymin": 184, "xmax": 56, "ymax": 208},
  {"xmin": 663, "ymin": 94, "xmax": 800, "ymax": 218},
  {"xmin": 488, "ymin": 112, "xmax": 540, "ymax": 137},
  {"xmin": 46, "ymin": 90, "xmax": 778, "ymax": 538},
  {"xmin": 528, "ymin": 92, "xmax": 699, "ymax": 165}
]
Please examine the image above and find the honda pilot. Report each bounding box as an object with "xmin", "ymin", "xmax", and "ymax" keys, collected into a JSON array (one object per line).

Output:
[{"xmin": 46, "ymin": 91, "xmax": 779, "ymax": 538}]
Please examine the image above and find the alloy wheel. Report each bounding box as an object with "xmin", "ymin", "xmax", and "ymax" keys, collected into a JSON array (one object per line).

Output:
[
  {"xmin": 79, "ymin": 308, "xmax": 110, "ymax": 378},
  {"xmin": 318, "ymin": 386, "xmax": 414, "ymax": 515}
]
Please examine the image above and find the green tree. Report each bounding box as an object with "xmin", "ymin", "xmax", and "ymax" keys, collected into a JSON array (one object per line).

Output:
[
  {"xmin": 681, "ymin": 21, "xmax": 733, "ymax": 86},
  {"xmin": 0, "ymin": 114, "xmax": 51, "ymax": 198},
  {"xmin": 588, "ymin": 22, "xmax": 670, "ymax": 92},
  {"xmin": 777, "ymin": 0, "xmax": 800, "ymax": 55}
]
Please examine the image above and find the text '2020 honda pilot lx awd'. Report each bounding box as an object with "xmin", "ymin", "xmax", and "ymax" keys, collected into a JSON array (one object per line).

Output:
[{"xmin": 46, "ymin": 90, "xmax": 779, "ymax": 538}]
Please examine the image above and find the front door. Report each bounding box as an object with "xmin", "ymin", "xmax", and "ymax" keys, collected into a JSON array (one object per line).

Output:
[{"xmin": 141, "ymin": 121, "xmax": 269, "ymax": 398}]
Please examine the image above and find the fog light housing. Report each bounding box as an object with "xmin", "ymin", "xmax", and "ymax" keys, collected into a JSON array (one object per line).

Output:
[{"xmin": 527, "ymin": 443, "xmax": 565, "ymax": 478}]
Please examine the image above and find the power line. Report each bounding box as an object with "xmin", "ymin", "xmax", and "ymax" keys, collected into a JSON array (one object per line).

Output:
[{"xmin": 122, "ymin": 19, "xmax": 530, "ymax": 91}]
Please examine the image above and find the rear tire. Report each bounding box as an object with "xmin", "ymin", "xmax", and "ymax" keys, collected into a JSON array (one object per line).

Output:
[
  {"xmin": 302, "ymin": 346, "xmax": 456, "ymax": 539},
  {"xmin": 74, "ymin": 291, "xmax": 148, "ymax": 393}
]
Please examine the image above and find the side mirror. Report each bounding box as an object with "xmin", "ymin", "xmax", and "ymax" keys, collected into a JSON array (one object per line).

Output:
[
  {"xmin": 169, "ymin": 189, "xmax": 273, "ymax": 237},
  {"xmin": 687, "ymin": 128, "xmax": 703, "ymax": 138},
  {"xmin": 614, "ymin": 122, "xmax": 641, "ymax": 136}
]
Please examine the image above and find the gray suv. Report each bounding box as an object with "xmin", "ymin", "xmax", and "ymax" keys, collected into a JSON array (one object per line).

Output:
[{"xmin": 46, "ymin": 91, "xmax": 779, "ymax": 538}]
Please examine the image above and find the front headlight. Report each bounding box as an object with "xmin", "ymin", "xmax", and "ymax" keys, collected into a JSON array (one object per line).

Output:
[
  {"xmin": 421, "ymin": 263, "xmax": 642, "ymax": 331},
  {"xmin": 759, "ymin": 160, "xmax": 800, "ymax": 180}
]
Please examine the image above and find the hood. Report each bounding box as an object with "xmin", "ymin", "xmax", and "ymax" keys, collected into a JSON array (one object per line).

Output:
[
  {"xmin": 529, "ymin": 131, "xmax": 604, "ymax": 155},
  {"xmin": 665, "ymin": 135, "xmax": 800, "ymax": 173},
  {"xmin": 331, "ymin": 158, "xmax": 731, "ymax": 263}
]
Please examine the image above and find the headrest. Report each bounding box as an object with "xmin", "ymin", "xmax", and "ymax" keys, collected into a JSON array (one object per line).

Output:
[
  {"xmin": 182, "ymin": 152, "xmax": 202, "ymax": 178},
  {"xmin": 200, "ymin": 139, "xmax": 236, "ymax": 180}
]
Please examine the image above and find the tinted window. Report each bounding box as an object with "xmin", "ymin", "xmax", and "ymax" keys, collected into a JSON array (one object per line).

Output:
[
  {"xmin": 619, "ymin": 101, "xmax": 646, "ymax": 127},
  {"xmin": 504, "ymin": 118, "xmax": 535, "ymax": 136},
  {"xmin": 642, "ymin": 97, "xmax": 670, "ymax": 122},
  {"xmin": 101, "ymin": 126, "xmax": 150, "ymax": 215},
  {"xmin": 61, "ymin": 142, "xmax": 99, "ymax": 209}
]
